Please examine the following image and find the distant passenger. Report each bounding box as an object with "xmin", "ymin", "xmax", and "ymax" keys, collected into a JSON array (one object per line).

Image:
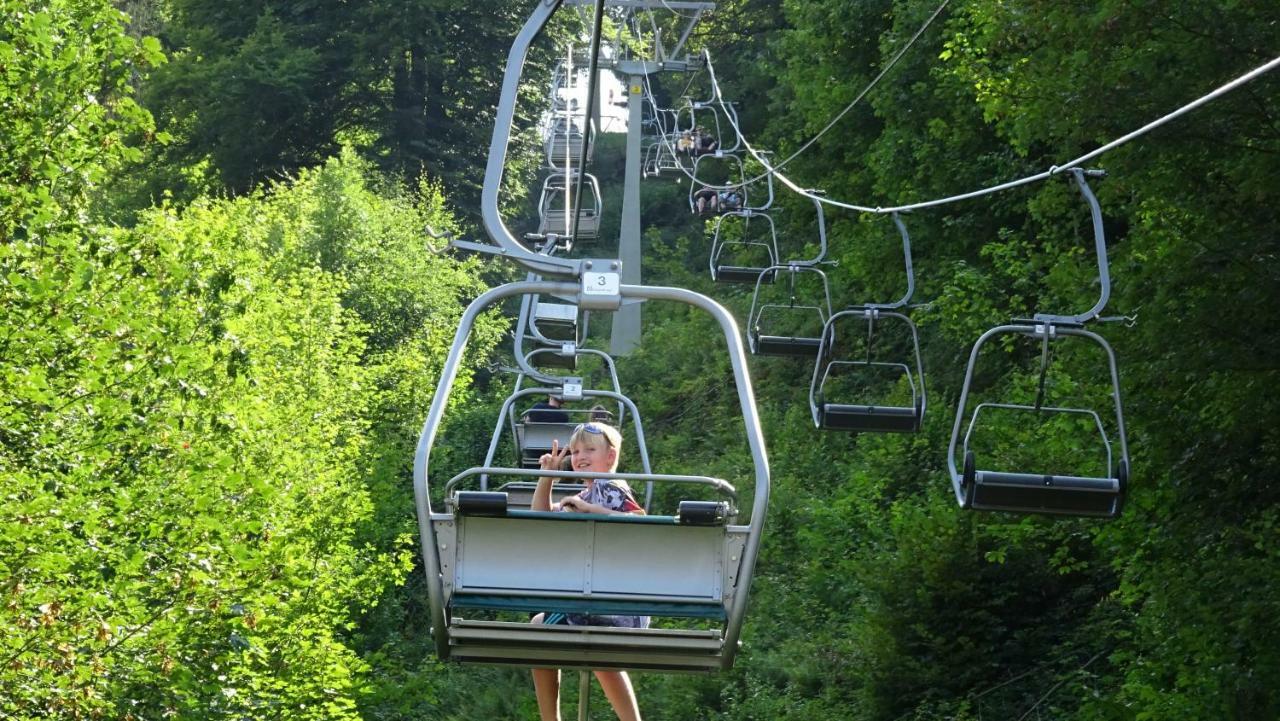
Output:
[
  {"xmin": 693, "ymin": 188, "xmax": 743, "ymax": 215},
  {"xmin": 524, "ymin": 394, "xmax": 570, "ymax": 423},
  {"xmin": 692, "ymin": 132, "xmax": 719, "ymax": 156}
]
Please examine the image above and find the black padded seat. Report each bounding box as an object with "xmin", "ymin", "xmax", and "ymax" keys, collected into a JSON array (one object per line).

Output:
[
  {"xmin": 714, "ymin": 266, "xmax": 775, "ymax": 284},
  {"xmin": 753, "ymin": 333, "xmax": 822, "ymax": 357},
  {"xmin": 965, "ymin": 454, "xmax": 1123, "ymax": 518},
  {"xmin": 819, "ymin": 403, "xmax": 921, "ymax": 432}
]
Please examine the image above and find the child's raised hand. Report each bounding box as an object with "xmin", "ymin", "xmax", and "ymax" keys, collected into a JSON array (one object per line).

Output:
[{"xmin": 540, "ymin": 439, "xmax": 569, "ymax": 472}]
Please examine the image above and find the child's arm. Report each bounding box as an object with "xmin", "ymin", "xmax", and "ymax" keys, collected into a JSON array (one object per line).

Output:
[
  {"xmin": 559, "ymin": 483, "xmax": 644, "ymax": 516},
  {"xmin": 532, "ymin": 440, "xmax": 569, "ymax": 512}
]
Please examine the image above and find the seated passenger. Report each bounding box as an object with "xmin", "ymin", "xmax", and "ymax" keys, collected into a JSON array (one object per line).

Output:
[
  {"xmin": 694, "ymin": 188, "xmax": 743, "ymax": 215},
  {"xmin": 529, "ymin": 422, "xmax": 645, "ymax": 721},
  {"xmin": 523, "ymin": 394, "xmax": 570, "ymax": 423},
  {"xmin": 692, "ymin": 133, "xmax": 719, "ymax": 156},
  {"xmin": 693, "ymin": 187, "xmax": 719, "ymax": 214}
]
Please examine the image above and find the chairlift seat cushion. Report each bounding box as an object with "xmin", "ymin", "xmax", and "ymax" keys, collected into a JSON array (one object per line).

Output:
[
  {"xmin": 678, "ymin": 500, "xmax": 730, "ymax": 526},
  {"xmin": 753, "ymin": 334, "xmax": 823, "ymax": 357},
  {"xmin": 820, "ymin": 403, "xmax": 920, "ymax": 432},
  {"xmin": 714, "ymin": 266, "xmax": 776, "ymax": 284},
  {"xmin": 456, "ymin": 491, "xmax": 509, "ymax": 517},
  {"xmin": 970, "ymin": 470, "xmax": 1121, "ymax": 517}
]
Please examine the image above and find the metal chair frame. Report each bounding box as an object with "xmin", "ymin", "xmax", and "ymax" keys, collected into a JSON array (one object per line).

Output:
[
  {"xmin": 945, "ymin": 169, "xmax": 1130, "ymax": 517},
  {"xmin": 747, "ymin": 265, "xmax": 833, "ymax": 357},
  {"xmin": 708, "ymin": 210, "xmax": 779, "ymax": 284}
]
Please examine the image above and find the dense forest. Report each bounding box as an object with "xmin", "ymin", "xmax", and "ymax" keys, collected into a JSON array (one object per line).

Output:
[{"xmin": 2, "ymin": 0, "xmax": 1278, "ymax": 719}]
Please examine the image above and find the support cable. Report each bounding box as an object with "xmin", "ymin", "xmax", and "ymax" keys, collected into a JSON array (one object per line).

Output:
[
  {"xmin": 570, "ymin": 0, "xmax": 608, "ymax": 242},
  {"xmin": 732, "ymin": 0, "xmax": 952, "ymax": 187},
  {"xmin": 708, "ymin": 49, "xmax": 1280, "ymax": 214}
]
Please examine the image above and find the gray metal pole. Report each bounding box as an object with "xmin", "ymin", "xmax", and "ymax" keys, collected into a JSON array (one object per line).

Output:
[
  {"xmin": 577, "ymin": 670, "xmax": 590, "ymax": 720},
  {"xmin": 610, "ymin": 74, "xmax": 645, "ymax": 355}
]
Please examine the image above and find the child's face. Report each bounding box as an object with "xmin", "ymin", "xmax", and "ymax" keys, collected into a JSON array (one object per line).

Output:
[{"xmin": 570, "ymin": 435, "xmax": 617, "ymax": 474}]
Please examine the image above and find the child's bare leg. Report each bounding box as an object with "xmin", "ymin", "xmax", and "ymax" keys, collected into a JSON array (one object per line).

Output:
[
  {"xmin": 594, "ymin": 670, "xmax": 641, "ymax": 721},
  {"xmin": 529, "ymin": 613, "xmax": 562, "ymax": 721}
]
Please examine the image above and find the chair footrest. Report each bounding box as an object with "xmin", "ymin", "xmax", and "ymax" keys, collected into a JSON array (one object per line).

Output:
[
  {"xmin": 754, "ymin": 335, "xmax": 822, "ymax": 357},
  {"xmin": 448, "ymin": 619, "xmax": 726, "ymax": 672},
  {"xmin": 714, "ymin": 266, "xmax": 775, "ymax": 284}
]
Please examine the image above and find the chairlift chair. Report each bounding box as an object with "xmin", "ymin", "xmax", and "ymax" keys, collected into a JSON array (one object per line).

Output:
[
  {"xmin": 688, "ymin": 152, "xmax": 747, "ymax": 216},
  {"xmin": 809, "ymin": 212, "xmax": 927, "ymax": 432},
  {"xmin": 948, "ymin": 322, "xmax": 1128, "ymax": 517},
  {"xmin": 709, "ymin": 210, "xmax": 779, "ymax": 284},
  {"xmin": 544, "ymin": 117, "xmax": 592, "ymax": 167},
  {"xmin": 809, "ymin": 307, "xmax": 927, "ymax": 433},
  {"xmin": 414, "ymin": 281, "xmax": 770, "ymax": 673},
  {"xmin": 747, "ymin": 265, "xmax": 832, "ymax": 357},
  {"xmin": 528, "ymin": 303, "xmax": 581, "ymax": 371},
  {"xmin": 537, "ymin": 172, "xmax": 602, "ymax": 241},
  {"xmin": 947, "ymin": 169, "xmax": 1129, "ymax": 517},
  {"xmin": 675, "ymin": 95, "xmax": 742, "ymax": 154}
]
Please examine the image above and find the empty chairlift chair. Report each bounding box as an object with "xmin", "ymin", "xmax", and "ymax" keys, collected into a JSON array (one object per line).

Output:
[
  {"xmin": 545, "ymin": 116, "xmax": 591, "ymax": 168},
  {"xmin": 809, "ymin": 306, "xmax": 926, "ymax": 432},
  {"xmin": 748, "ymin": 265, "xmax": 832, "ymax": 357},
  {"xmin": 810, "ymin": 211, "xmax": 926, "ymax": 432},
  {"xmin": 947, "ymin": 322, "xmax": 1129, "ymax": 517},
  {"xmin": 537, "ymin": 172, "xmax": 602, "ymax": 242},
  {"xmin": 709, "ymin": 210, "xmax": 779, "ymax": 284},
  {"xmin": 512, "ymin": 269, "xmax": 583, "ymax": 372},
  {"xmin": 527, "ymin": 299, "xmax": 582, "ymax": 370},
  {"xmin": 947, "ymin": 168, "xmax": 1130, "ymax": 518}
]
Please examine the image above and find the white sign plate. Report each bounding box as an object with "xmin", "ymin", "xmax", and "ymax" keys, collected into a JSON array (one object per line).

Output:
[{"xmin": 582, "ymin": 272, "xmax": 620, "ymax": 296}]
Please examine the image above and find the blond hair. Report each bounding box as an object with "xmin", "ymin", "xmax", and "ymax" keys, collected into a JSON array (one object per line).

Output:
[{"xmin": 567, "ymin": 421, "xmax": 623, "ymax": 466}]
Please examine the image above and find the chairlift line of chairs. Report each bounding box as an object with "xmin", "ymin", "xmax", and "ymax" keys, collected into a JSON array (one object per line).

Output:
[{"xmin": 417, "ymin": 4, "xmax": 1137, "ymax": 692}]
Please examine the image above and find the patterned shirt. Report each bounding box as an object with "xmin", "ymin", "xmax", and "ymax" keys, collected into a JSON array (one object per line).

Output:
[{"xmin": 571, "ymin": 479, "xmax": 642, "ymax": 514}]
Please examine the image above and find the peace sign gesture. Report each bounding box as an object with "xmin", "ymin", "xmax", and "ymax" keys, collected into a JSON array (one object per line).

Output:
[{"xmin": 539, "ymin": 439, "xmax": 570, "ymax": 473}]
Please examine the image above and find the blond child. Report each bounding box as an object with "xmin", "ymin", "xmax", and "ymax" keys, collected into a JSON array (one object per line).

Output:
[{"xmin": 529, "ymin": 422, "xmax": 645, "ymax": 721}]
